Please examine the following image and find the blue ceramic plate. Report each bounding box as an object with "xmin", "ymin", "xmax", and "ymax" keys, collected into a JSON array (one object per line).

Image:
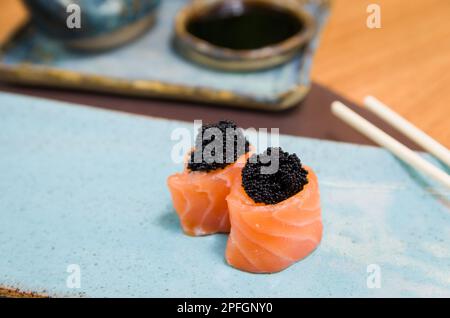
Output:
[{"xmin": 0, "ymin": 92, "xmax": 449, "ymax": 297}]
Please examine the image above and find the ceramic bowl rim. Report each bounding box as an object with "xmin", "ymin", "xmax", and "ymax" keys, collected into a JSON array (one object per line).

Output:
[{"xmin": 173, "ymin": 0, "xmax": 317, "ymax": 69}]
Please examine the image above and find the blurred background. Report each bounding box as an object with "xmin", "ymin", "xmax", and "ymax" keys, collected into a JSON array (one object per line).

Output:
[{"xmin": 0, "ymin": 0, "xmax": 449, "ymax": 146}]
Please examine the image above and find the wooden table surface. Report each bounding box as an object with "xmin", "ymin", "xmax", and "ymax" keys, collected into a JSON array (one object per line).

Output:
[
  {"xmin": 1, "ymin": 0, "xmax": 449, "ymax": 147},
  {"xmin": 311, "ymin": 0, "xmax": 450, "ymax": 147}
]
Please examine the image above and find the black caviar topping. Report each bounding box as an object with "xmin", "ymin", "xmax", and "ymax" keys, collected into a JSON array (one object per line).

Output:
[
  {"xmin": 188, "ymin": 120, "xmax": 250, "ymax": 172},
  {"xmin": 242, "ymin": 147, "xmax": 308, "ymax": 204}
]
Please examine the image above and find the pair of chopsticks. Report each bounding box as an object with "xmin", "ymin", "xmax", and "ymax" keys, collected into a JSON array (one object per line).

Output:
[{"xmin": 331, "ymin": 97, "xmax": 450, "ymax": 189}]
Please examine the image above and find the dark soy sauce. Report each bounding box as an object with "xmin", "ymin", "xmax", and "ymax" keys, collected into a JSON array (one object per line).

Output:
[{"xmin": 186, "ymin": 2, "xmax": 304, "ymax": 50}]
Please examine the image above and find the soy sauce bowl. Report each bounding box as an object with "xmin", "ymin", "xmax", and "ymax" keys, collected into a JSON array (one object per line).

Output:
[{"xmin": 174, "ymin": 0, "xmax": 316, "ymax": 72}]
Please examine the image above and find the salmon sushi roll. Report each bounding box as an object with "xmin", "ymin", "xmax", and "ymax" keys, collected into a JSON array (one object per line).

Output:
[
  {"xmin": 167, "ymin": 120, "xmax": 251, "ymax": 236},
  {"xmin": 226, "ymin": 147, "xmax": 322, "ymax": 273}
]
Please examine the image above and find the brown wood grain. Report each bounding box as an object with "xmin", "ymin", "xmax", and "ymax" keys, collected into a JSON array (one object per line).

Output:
[
  {"xmin": 0, "ymin": 0, "xmax": 449, "ymax": 147},
  {"xmin": 311, "ymin": 0, "xmax": 450, "ymax": 147},
  {"xmin": 0, "ymin": 0, "xmax": 28, "ymax": 45}
]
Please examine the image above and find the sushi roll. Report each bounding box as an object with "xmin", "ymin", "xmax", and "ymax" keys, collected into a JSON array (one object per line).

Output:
[
  {"xmin": 226, "ymin": 147, "xmax": 322, "ymax": 273},
  {"xmin": 167, "ymin": 120, "xmax": 251, "ymax": 236}
]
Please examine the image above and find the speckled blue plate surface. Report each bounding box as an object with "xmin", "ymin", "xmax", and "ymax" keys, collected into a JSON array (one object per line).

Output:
[
  {"xmin": 0, "ymin": 0, "xmax": 330, "ymax": 109},
  {"xmin": 0, "ymin": 92, "xmax": 449, "ymax": 297}
]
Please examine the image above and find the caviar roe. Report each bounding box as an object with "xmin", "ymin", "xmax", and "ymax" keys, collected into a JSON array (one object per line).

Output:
[
  {"xmin": 241, "ymin": 147, "xmax": 308, "ymax": 204},
  {"xmin": 188, "ymin": 120, "xmax": 250, "ymax": 172}
]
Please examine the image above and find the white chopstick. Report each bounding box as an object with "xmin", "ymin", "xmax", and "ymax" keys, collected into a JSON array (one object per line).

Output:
[
  {"xmin": 364, "ymin": 96, "xmax": 450, "ymax": 167},
  {"xmin": 331, "ymin": 101, "xmax": 450, "ymax": 189}
]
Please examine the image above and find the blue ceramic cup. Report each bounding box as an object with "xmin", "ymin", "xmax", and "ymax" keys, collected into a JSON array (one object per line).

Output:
[{"xmin": 23, "ymin": 0, "xmax": 161, "ymax": 51}]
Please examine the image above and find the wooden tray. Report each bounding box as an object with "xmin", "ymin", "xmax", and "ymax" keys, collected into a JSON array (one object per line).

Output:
[{"xmin": 0, "ymin": 0, "xmax": 330, "ymax": 111}]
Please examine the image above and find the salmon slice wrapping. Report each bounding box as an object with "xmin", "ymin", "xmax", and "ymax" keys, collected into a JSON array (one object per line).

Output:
[
  {"xmin": 167, "ymin": 153, "xmax": 249, "ymax": 236},
  {"xmin": 225, "ymin": 166, "xmax": 323, "ymax": 273}
]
